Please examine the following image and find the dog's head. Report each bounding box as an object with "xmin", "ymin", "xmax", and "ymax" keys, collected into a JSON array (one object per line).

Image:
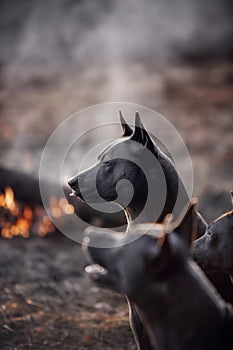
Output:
[
  {"xmin": 83, "ymin": 200, "xmax": 197, "ymax": 298},
  {"xmin": 68, "ymin": 112, "xmax": 157, "ymax": 206},
  {"xmin": 193, "ymin": 193, "xmax": 233, "ymax": 274}
]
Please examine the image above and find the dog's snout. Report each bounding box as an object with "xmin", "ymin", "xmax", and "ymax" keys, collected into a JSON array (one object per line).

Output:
[{"xmin": 68, "ymin": 175, "xmax": 78, "ymax": 189}]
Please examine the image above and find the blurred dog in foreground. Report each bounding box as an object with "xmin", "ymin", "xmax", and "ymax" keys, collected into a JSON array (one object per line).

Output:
[{"xmin": 83, "ymin": 201, "xmax": 233, "ymax": 350}]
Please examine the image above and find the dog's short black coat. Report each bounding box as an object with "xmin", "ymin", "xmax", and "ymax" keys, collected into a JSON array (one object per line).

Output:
[
  {"xmin": 193, "ymin": 192, "xmax": 233, "ymax": 278},
  {"xmin": 68, "ymin": 112, "xmax": 207, "ymax": 235}
]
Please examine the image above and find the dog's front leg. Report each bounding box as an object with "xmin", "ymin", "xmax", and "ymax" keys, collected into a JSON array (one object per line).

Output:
[{"xmin": 127, "ymin": 298, "xmax": 153, "ymax": 350}]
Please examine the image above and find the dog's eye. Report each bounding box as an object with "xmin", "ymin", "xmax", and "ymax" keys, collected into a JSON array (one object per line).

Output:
[{"xmin": 103, "ymin": 160, "xmax": 111, "ymax": 166}]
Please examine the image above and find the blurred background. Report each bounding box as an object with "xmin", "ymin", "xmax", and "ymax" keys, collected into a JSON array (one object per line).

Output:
[
  {"xmin": 0, "ymin": 0, "xmax": 233, "ymax": 217},
  {"xmin": 0, "ymin": 1, "xmax": 232, "ymax": 349}
]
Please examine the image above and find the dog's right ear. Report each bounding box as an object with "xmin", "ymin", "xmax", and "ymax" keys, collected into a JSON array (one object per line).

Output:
[
  {"xmin": 119, "ymin": 111, "xmax": 133, "ymax": 137},
  {"xmin": 130, "ymin": 112, "xmax": 155, "ymax": 153},
  {"xmin": 173, "ymin": 198, "xmax": 198, "ymax": 249}
]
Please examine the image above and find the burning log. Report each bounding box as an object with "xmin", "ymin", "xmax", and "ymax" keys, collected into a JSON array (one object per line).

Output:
[
  {"xmin": 0, "ymin": 187, "xmax": 33, "ymax": 238},
  {"xmin": 0, "ymin": 168, "xmax": 73, "ymax": 238},
  {"xmin": 0, "ymin": 167, "xmax": 43, "ymax": 206},
  {"xmin": 0, "ymin": 185, "xmax": 52, "ymax": 238}
]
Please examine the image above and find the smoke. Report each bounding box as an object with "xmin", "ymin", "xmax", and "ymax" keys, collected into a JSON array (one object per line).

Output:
[
  {"xmin": 0, "ymin": 0, "xmax": 232, "ymax": 164},
  {"xmin": 0, "ymin": 0, "xmax": 232, "ymax": 82}
]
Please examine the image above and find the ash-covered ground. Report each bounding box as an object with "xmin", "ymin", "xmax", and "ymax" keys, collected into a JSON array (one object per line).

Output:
[{"xmin": 0, "ymin": 234, "xmax": 135, "ymax": 350}]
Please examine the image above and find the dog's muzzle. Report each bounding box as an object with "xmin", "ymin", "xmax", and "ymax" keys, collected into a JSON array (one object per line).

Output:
[{"xmin": 68, "ymin": 175, "xmax": 83, "ymax": 200}]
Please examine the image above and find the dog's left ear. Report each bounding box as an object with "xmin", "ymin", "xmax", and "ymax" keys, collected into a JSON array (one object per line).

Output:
[
  {"xmin": 173, "ymin": 198, "xmax": 198, "ymax": 249},
  {"xmin": 146, "ymin": 224, "xmax": 167, "ymax": 262},
  {"xmin": 119, "ymin": 111, "xmax": 133, "ymax": 137},
  {"xmin": 130, "ymin": 112, "xmax": 155, "ymax": 152}
]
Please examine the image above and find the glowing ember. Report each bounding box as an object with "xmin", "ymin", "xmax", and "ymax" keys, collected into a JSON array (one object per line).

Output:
[
  {"xmin": 0, "ymin": 187, "xmax": 33, "ymax": 238},
  {"xmin": 0, "ymin": 187, "xmax": 74, "ymax": 238},
  {"xmin": 49, "ymin": 196, "xmax": 74, "ymax": 218},
  {"xmin": 38, "ymin": 215, "xmax": 55, "ymax": 237}
]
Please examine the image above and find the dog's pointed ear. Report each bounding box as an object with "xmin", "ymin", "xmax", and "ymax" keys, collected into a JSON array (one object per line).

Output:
[
  {"xmin": 131, "ymin": 112, "xmax": 148, "ymax": 144},
  {"xmin": 130, "ymin": 112, "xmax": 154, "ymax": 152},
  {"xmin": 174, "ymin": 198, "xmax": 198, "ymax": 249},
  {"xmin": 158, "ymin": 214, "xmax": 173, "ymax": 254},
  {"xmin": 146, "ymin": 224, "xmax": 168, "ymax": 261},
  {"xmin": 119, "ymin": 111, "xmax": 133, "ymax": 137},
  {"xmin": 153, "ymin": 213, "xmax": 172, "ymax": 247}
]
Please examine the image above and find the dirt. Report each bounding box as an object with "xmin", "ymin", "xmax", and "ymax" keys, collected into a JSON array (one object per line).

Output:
[{"xmin": 0, "ymin": 233, "xmax": 136, "ymax": 350}]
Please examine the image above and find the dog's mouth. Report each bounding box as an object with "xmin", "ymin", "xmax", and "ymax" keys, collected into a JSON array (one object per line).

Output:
[
  {"xmin": 85, "ymin": 263, "xmax": 109, "ymax": 282},
  {"xmin": 69, "ymin": 188, "xmax": 85, "ymax": 201},
  {"xmin": 68, "ymin": 176, "xmax": 85, "ymax": 200},
  {"xmin": 83, "ymin": 241, "xmax": 110, "ymax": 283}
]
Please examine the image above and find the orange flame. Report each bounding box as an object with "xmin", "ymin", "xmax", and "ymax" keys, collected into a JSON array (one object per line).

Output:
[
  {"xmin": 0, "ymin": 187, "xmax": 32, "ymax": 238},
  {"xmin": 0, "ymin": 187, "xmax": 74, "ymax": 238}
]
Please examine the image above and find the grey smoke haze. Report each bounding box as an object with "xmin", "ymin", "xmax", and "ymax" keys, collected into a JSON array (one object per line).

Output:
[
  {"xmin": 0, "ymin": 0, "xmax": 232, "ymax": 80},
  {"xmin": 0, "ymin": 0, "xmax": 232, "ymax": 221}
]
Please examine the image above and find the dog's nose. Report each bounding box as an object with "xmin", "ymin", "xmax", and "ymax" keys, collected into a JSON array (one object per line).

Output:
[{"xmin": 68, "ymin": 175, "xmax": 78, "ymax": 189}]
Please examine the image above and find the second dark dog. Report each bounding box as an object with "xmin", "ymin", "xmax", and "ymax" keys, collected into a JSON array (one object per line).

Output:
[
  {"xmin": 83, "ymin": 201, "xmax": 233, "ymax": 350},
  {"xmin": 193, "ymin": 192, "xmax": 233, "ymax": 278}
]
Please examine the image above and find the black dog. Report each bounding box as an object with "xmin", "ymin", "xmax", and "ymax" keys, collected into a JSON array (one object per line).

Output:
[
  {"xmin": 68, "ymin": 112, "xmax": 207, "ymax": 235},
  {"xmin": 193, "ymin": 192, "xmax": 233, "ymax": 278},
  {"xmin": 68, "ymin": 113, "xmax": 224, "ymax": 348},
  {"xmin": 83, "ymin": 201, "xmax": 233, "ymax": 350}
]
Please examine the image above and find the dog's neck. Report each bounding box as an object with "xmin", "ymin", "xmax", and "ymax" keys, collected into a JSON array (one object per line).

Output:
[
  {"xmin": 123, "ymin": 151, "xmax": 184, "ymax": 224},
  {"xmin": 133, "ymin": 261, "xmax": 226, "ymax": 350},
  {"xmin": 123, "ymin": 151, "xmax": 207, "ymax": 236}
]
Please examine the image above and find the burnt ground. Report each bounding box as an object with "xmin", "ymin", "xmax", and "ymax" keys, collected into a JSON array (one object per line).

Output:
[
  {"xmin": 0, "ymin": 233, "xmax": 136, "ymax": 350},
  {"xmin": 0, "ymin": 62, "xmax": 233, "ymax": 349}
]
